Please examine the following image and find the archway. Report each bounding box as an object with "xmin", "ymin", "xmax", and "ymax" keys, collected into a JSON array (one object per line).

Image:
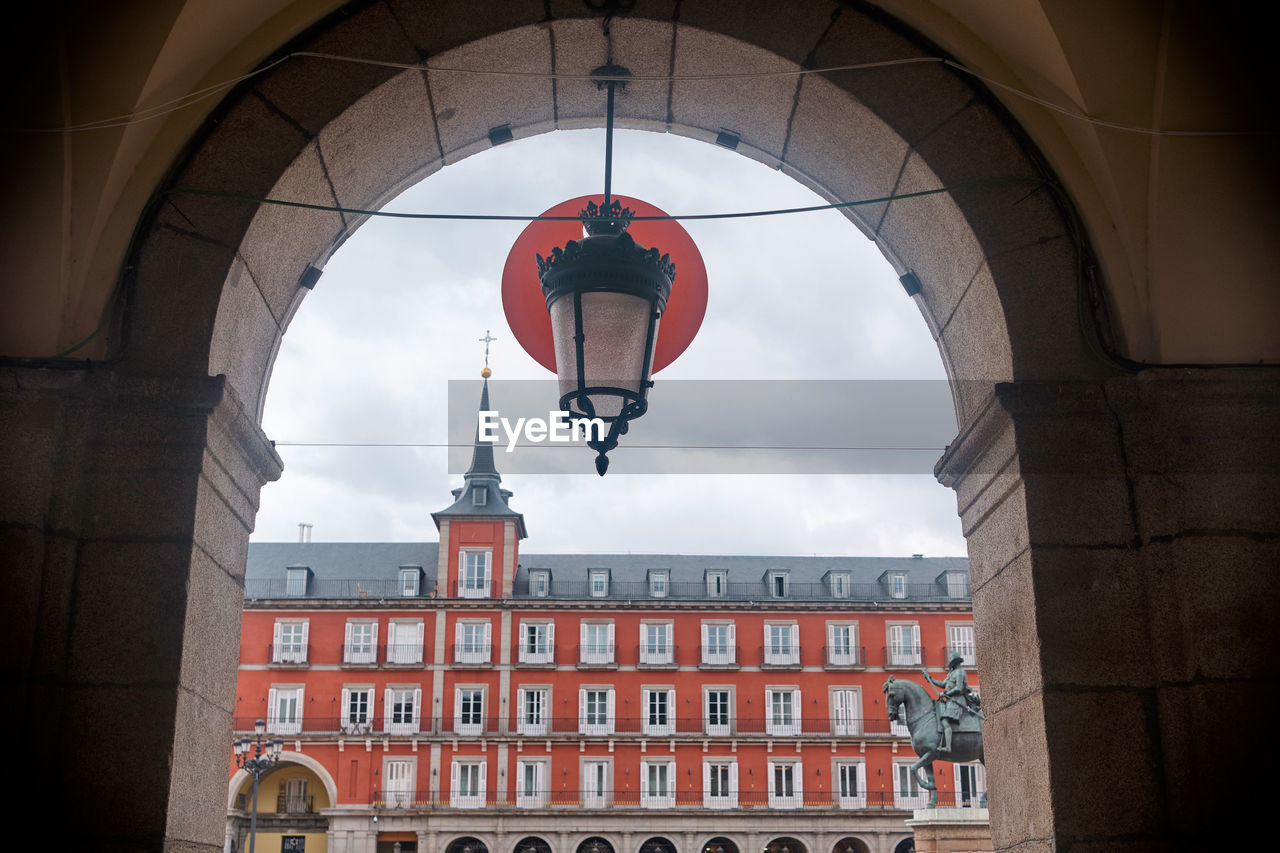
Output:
[
  {"xmin": 446, "ymin": 837, "xmax": 489, "ymax": 853},
  {"xmin": 639, "ymin": 838, "xmax": 678, "ymax": 853},
  {"xmin": 701, "ymin": 838, "xmax": 738, "ymax": 853},
  {"xmin": 764, "ymin": 838, "xmax": 806, "ymax": 853},
  {"xmin": 891, "ymin": 840, "xmax": 915, "ymax": 853},
  {"xmin": 514, "ymin": 836, "xmax": 553, "ymax": 853},
  {"xmin": 831, "ymin": 838, "xmax": 870, "ymax": 853},
  {"xmin": 576, "ymin": 837, "xmax": 615, "ymax": 853}
]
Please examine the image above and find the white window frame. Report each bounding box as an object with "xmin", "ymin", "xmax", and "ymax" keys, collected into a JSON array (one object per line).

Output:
[
  {"xmin": 343, "ymin": 620, "xmax": 378, "ymax": 665},
  {"xmin": 831, "ymin": 686, "xmax": 861, "ymax": 736},
  {"xmin": 706, "ymin": 570, "xmax": 727, "ymax": 598},
  {"xmin": 888, "ymin": 572, "xmax": 907, "ymax": 599},
  {"xmin": 272, "ymin": 619, "xmax": 309, "ymax": 664},
  {"xmin": 451, "ymin": 758, "xmax": 487, "ymax": 809},
  {"xmin": 945, "ymin": 571, "xmax": 968, "ymax": 598},
  {"xmin": 768, "ymin": 571, "xmax": 789, "ymax": 598},
  {"xmin": 267, "ymin": 685, "xmax": 303, "ymax": 735},
  {"xmin": 766, "ymin": 687, "xmax": 801, "ymax": 736},
  {"xmin": 826, "ymin": 622, "xmax": 856, "ymax": 666},
  {"xmin": 648, "ymin": 570, "xmax": 670, "ymax": 598},
  {"xmin": 894, "ymin": 762, "xmax": 928, "ymax": 808},
  {"xmin": 835, "ymin": 760, "xmax": 867, "ymax": 808},
  {"xmin": 701, "ymin": 621, "xmax": 736, "ymax": 665},
  {"xmin": 947, "ymin": 622, "xmax": 977, "ymax": 667},
  {"xmin": 580, "ymin": 621, "xmax": 615, "ymax": 665},
  {"xmin": 400, "ymin": 567, "xmax": 420, "ymax": 597},
  {"xmin": 829, "ymin": 572, "xmax": 851, "ymax": 598},
  {"xmin": 704, "ymin": 687, "xmax": 733, "ymax": 736},
  {"xmin": 764, "ymin": 622, "xmax": 800, "ymax": 666},
  {"xmin": 384, "ymin": 685, "xmax": 422, "ymax": 735},
  {"xmin": 455, "ymin": 619, "xmax": 492, "ymax": 664},
  {"xmin": 641, "ymin": 687, "xmax": 676, "ymax": 736},
  {"xmin": 515, "ymin": 686, "xmax": 549, "ymax": 736},
  {"xmin": 639, "ymin": 621, "xmax": 674, "ymax": 665},
  {"xmin": 641, "ymin": 759, "xmax": 676, "ymax": 808},
  {"xmin": 386, "ymin": 619, "xmax": 424, "ymax": 665},
  {"xmin": 340, "ymin": 685, "xmax": 373, "ymax": 735},
  {"xmin": 382, "ymin": 757, "xmax": 416, "ymax": 807},
  {"xmin": 518, "ymin": 620, "xmax": 555, "ymax": 664},
  {"xmin": 516, "ymin": 759, "xmax": 549, "ymax": 807},
  {"xmin": 530, "ymin": 570, "xmax": 550, "ymax": 597},
  {"xmin": 954, "ymin": 762, "xmax": 987, "ymax": 807},
  {"xmin": 454, "ymin": 685, "xmax": 485, "ymax": 736},
  {"xmin": 472, "ymin": 485, "xmax": 488, "ymax": 506},
  {"xmin": 459, "ymin": 549, "xmax": 492, "ymax": 599},
  {"xmin": 285, "ymin": 567, "xmax": 308, "ymax": 597},
  {"xmin": 579, "ymin": 687, "xmax": 615, "ymax": 736},
  {"xmin": 581, "ymin": 758, "xmax": 611, "ymax": 808},
  {"xmin": 703, "ymin": 759, "xmax": 738, "ymax": 809},
  {"xmin": 767, "ymin": 760, "xmax": 802, "ymax": 809},
  {"xmin": 888, "ymin": 623, "xmax": 922, "ymax": 666},
  {"xmin": 589, "ymin": 570, "xmax": 609, "ymax": 598}
]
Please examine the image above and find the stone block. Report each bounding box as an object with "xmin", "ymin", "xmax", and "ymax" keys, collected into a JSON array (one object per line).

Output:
[
  {"xmin": 389, "ymin": 0, "xmax": 546, "ymax": 57},
  {"xmin": 980, "ymin": 691, "xmax": 1053, "ymax": 852},
  {"xmin": 192, "ymin": 465, "xmax": 254, "ymax": 579},
  {"xmin": 179, "ymin": 547, "xmax": 244, "ymax": 707},
  {"xmin": 0, "ymin": 387, "xmax": 60, "ymax": 524},
  {"xmin": 427, "ymin": 26, "xmax": 555, "ymax": 160},
  {"xmin": 936, "ymin": 269, "xmax": 1015, "ymax": 390},
  {"xmin": 677, "ymin": 0, "xmax": 838, "ymax": 68},
  {"xmin": 670, "ymin": 26, "xmax": 797, "ymax": 164},
  {"xmin": 166, "ymin": 686, "xmax": 236, "ymax": 846},
  {"xmin": 552, "ymin": 17, "xmax": 672, "ymax": 128},
  {"xmin": 319, "ymin": 69, "xmax": 443, "ymax": 213},
  {"xmin": 19, "ymin": 531, "xmax": 77, "ymax": 679},
  {"xmin": 969, "ymin": 550, "xmax": 1041, "ymax": 713},
  {"xmin": 67, "ymin": 540, "xmax": 192, "ymax": 686},
  {"xmin": 253, "ymin": 2, "xmax": 419, "ymax": 136},
  {"xmin": 207, "ymin": 257, "xmax": 283, "ymax": 418},
  {"xmin": 1022, "ymin": 472, "xmax": 1134, "ymax": 547},
  {"xmin": 960, "ymin": 481, "xmax": 1028, "ymax": 590}
]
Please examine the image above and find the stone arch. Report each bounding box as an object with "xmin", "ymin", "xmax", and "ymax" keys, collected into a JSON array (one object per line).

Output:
[
  {"xmin": 226, "ymin": 749, "xmax": 339, "ymax": 810},
  {"xmin": 513, "ymin": 836, "xmax": 553, "ymax": 853},
  {"xmin": 638, "ymin": 837, "xmax": 678, "ymax": 853},
  {"xmin": 697, "ymin": 837, "xmax": 739, "ymax": 853},
  {"xmin": 831, "ymin": 838, "xmax": 871, "ymax": 853},
  {"xmin": 764, "ymin": 837, "xmax": 808, "ymax": 853},
  {"xmin": 573, "ymin": 835, "xmax": 617, "ymax": 853},
  {"xmin": 890, "ymin": 839, "xmax": 915, "ymax": 853},
  {"xmin": 444, "ymin": 836, "xmax": 491, "ymax": 853}
]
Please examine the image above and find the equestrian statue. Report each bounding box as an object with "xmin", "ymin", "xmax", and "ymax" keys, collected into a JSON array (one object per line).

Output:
[{"xmin": 883, "ymin": 652, "xmax": 986, "ymax": 807}]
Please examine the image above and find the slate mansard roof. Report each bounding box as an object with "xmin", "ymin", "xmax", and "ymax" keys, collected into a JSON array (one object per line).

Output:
[{"xmin": 244, "ymin": 542, "xmax": 970, "ymax": 603}]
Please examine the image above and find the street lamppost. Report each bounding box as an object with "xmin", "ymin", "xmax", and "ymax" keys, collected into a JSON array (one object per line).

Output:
[{"xmin": 233, "ymin": 719, "xmax": 284, "ymax": 853}]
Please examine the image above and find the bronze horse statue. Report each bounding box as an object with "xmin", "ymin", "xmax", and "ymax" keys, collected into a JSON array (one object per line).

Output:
[{"xmin": 883, "ymin": 675, "xmax": 986, "ymax": 807}]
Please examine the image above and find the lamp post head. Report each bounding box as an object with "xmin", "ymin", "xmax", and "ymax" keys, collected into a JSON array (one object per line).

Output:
[{"xmin": 254, "ymin": 719, "xmax": 266, "ymax": 736}]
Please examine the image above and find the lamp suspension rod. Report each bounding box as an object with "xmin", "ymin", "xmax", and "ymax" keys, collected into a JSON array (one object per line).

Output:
[{"xmin": 603, "ymin": 79, "xmax": 616, "ymax": 206}]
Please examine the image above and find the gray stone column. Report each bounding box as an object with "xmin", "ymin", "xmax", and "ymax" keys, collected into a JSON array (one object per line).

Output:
[
  {"xmin": 1, "ymin": 367, "xmax": 282, "ymax": 851},
  {"xmin": 936, "ymin": 371, "xmax": 1279, "ymax": 852}
]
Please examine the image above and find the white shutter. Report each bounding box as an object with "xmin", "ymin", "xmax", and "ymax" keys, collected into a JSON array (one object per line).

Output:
[
  {"xmin": 455, "ymin": 621, "xmax": 463, "ymax": 661},
  {"xmin": 479, "ymin": 760, "xmax": 487, "ymax": 803},
  {"xmin": 793, "ymin": 689, "xmax": 802, "ymax": 734},
  {"xmin": 516, "ymin": 688, "xmax": 525, "ymax": 733},
  {"xmin": 667, "ymin": 689, "xmax": 676, "ymax": 733},
  {"xmin": 702, "ymin": 762, "xmax": 711, "ymax": 804},
  {"xmin": 728, "ymin": 623, "xmax": 736, "ymax": 661},
  {"xmin": 267, "ymin": 687, "xmax": 278, "ymax": 727},
  {"xmin": 483, "ymin": 622, "xmax": 492, "ymax": 660},
  {"xmin": 450, "ymin": 761, "xmax": 459, "ymax": 803},
  {"xmin": 729, "ymin": 762, "xmax": 739, "ymax": 800},
  {"xmin": 578, "ymin": 689, "xmax": 587, "ymax": 733},
  {"xmin": 606, "ymin": 689, "xmax": 616, "ymax": 733},
  {"xmin": 453, "ymin": 688, "xmax": 462, "ymax": 732},
  {"xmin": 272, "ymin": 622, "xmax": 282, "ymax": 661},
  {"xmin": 639, "ymin": 623, "xmax": 646, "ymax": 661},
  {"xmin": 700, "ymin": 622, "xmax": 709, "ymax": 654},
  {"xmin": 414, "ymin": 620, "xmax": 424, "ymax": 662},
  {"xmin": 580, "ymin": 621, "xmax": 588, "ymax": 652},
  {"xmin": 795, "ymin": 761, "xmax": 803, "ymax": 801},
  {"xmin": 547, "ymin": 622, "xmax": 555, "ymax": 659},
  {"xmin": 767, "ymin": 762, "xmax": 776, "ymax": 797},
  {"xmin": 300, "ymin": 621, "xmax": 309, "ymax": 659},
  {"xmin": 790, "ymin": 624, "xmax": 800, "ymax": 663},
  {"xmin": 911, "ymin": 624, "xmax": 921, "ymax": 659},
  {"xmin": 606, "ymin": 622, "xmax": 615, "ymax": 660},
  {"xmin": 384, "ymin": 688, "xmax": 393, "ymax": 731},
  {"xmin": 340, "ymin": 687, "xmax": 350, "ymax": 728},
  {"xmin": 344, "ymin": 621, "xmax": 353, "ymax": 660},
  {"xmin": 413, "ymin": 687, "xmax": 422, "ymax": 732},
  {"xmin": 370, "ymin": 621, "xmax": 378, "ymax": 647},
  {"xmin": 857, "ymin": 762, "xmax": 867, "ymax": 801}
]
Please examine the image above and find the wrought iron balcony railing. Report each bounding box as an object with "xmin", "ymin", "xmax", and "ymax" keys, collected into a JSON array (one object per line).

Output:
[{"xmin": 369, "ymin": 789, "xmax": 982, "ymax": 810}]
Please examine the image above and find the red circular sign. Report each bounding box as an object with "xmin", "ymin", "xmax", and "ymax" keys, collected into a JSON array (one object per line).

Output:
[{"xmin": 502, "ymin": 195, "xmax": 708, "ymax": 375}]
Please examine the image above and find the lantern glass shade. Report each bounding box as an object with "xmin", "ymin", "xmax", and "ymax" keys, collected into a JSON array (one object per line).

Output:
[
  {"xmin": 549, "ymin": 290, "xmax": 660, "ymax": 420},
  {"xmin": 254, "ymin": 719, "xmax": 266, "ymax": 736}
]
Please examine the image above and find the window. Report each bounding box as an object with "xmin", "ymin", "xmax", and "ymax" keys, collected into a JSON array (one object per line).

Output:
[
  {"xmin": 769, "ymin": 571, "xmax": 789, "ymax": 598},
  {"xmin": 383, "ymin": 758, "xmax": 415, "ymax": 807},
  {"xmin": 954, "ymin": 763, "xmax": 987, "ymax": 807},
  {"xmin": 836, "ymin": 761, "xmax": 866, "ymax": 808},
  {"xmin": 705, "ymin": 689, "xmax": 732, "ymax": 736},
  {"xmin": 948, "ymin": 624, "xmax": 977, "ymax": 666},
  {"xmin": 704, "ymin": 760, "xmax": 737, "ymax": 808},
  {"xmin": 888, "ymin": 624, "xmax": 922, "ymax": 666},
  {"xmin": 273, "ymin": 620, "xmax": 309, "ymax": 664},
  {"xmin": 285, "ymin": 567, "xmax": 309, "ymax": 596},
  {"xmin": 582, "ymin": 760, "xmax": 610, "ymax": 808},
  {"xmin": 386, "ymin": 620, "xmax": 424, "ymax": 665},
  {"xmin": 589, "ymin": 570, "xmax": 609, "ymax": 597},
  {"xmin": 831, "ymin": 688, "xmax": 860, "ymax": 736},
  {"xmin": 764, "ymin": 623, "xmax": 800, "ymax": 665},
  {"xmin": 580, "ymin": 621, "xmax": 615, "ymax": 665},
  {"xmin": 888, "ymin": 572, "xmax": 907, "ymax": 599},
  {"xmin": 768, "ymin": 760, "xmax": 802, "ymax": 808},
  {"xmin": 706, "ymin": 571, "xmax": 727, "ymax": 598},
  {"xmin": 519, "ymin": 621, "xmax": 554, "ymax": 664},
  {"xmin": 455, "ymin": 620, "xmax": 492, "ymax": 664},
  {"xmin": 516, "ymin": 687, "xmax": 548, "ymax": 736},
  {"xmin": 460, "ymin": 550, "xmax": 491, "ymax": 598},
  {"xmin": 451, "ymin": 759, "xmax": 486, "ymax": 808},
  {"xmin": 701, "ymin": 622, "xmax": 736, "ymax": 665},
  {"xmin": 281, "ymin": 777, "xmax": 309, "ymax": 813},
  {"xmin": 766, "ymin": 688, "xmax": 801, "ymax": 736},
  {"xmin": 454, "ymin": 687, "xmax": 484, "ymax": 735},
  {"xmin": 399, "ymin": 566, "xmax": 421, "ymax": 596},
  {"xmin": 267, "ymin": 686, "xmax": 303, "ymax": 735},
  {"xmin": 530, "ymin": 570, "xmax": 549, "ymax": 597},
  {"xmin": 829, "ymin": 572, "xmax": 850, "ymax": 598},
  {"xmin": 385, "ymin": 686, "xmax": 421, "ymax": 735},
  {"xmin": 945, "ymin": 571, "xmax": 968, "ymax": 598},
  {"xmin": 640, "ymin": 622, "xmax": 673, "ymax": 665},
  {"xmin": 642, "ymin": 688, "xmax": 675, "ymax": 736},
  {"xmin": 340, "ymin": 687, "xmax": 373, "ymax": 734},
  {"xmin": 641, "ymin": 760, "xmax": 675, "ymax": 807},
  {"xmin": 579, "ymin": 687, "xmax": 615, "ymax": 735},
  {"xmin": 516, "ymin": 759, "xmax": 548, "ymax": 807},
  {"xmin": 894, "ymin": 762, "xmax": 928, "ymax": 807},
  {"xmin": 648, "ymin": 570, "xmax": 669, "ymax": 598},
  {"xmin": 827, "ymin": 623, "xmax": 857, "ymax": 666},
  {"xmin": 344, "ymin": 620, "xmax": 378, "ymax": 665},
  {"xmin": 472, "ymin": 485, "xmax": 488, "ymax": 506}
]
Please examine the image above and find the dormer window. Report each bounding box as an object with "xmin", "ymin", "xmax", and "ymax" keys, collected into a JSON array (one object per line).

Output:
[
  {"xmin": 769, "ymin": 571, "xmax": 789, "ymax": 598},
  {"xmin": 706, "ymin": 571, "xmax": 727, "ymax": 598},
  {"xmin": 888, "ymin": 572, "xmax": 907, "ymax": 599},
  {"xmin": 473, "ymin": 486, "xmax": 488, "ymax": 506},
  {"xmin": 590, "ymin": 570, "xmax": 609, "ymax": 598},
  {"xmin": 400, "ymin": 566, "xmax": 421, "ymax": 597},
  {"xmin": 531, "ymin": 570, "xmax": 550, "ymax": 597},
  {"xmin": 649, "ymin": 570, "xmax": 670, "ymax": 598},
  {"xmin": 829, "ymin": 572, "xmax": 851, "ymax": 599},
  {"xmin": 286, "ymin": 566, "xmax": 310, "ymax": 597},
  {"xmin": 944, "ymin": 571, "xmax": 968, "ymax": 598}
]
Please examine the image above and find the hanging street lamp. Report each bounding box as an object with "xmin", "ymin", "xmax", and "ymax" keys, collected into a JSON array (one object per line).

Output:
[
  {"xmin": 535, "ymin": 64, "xmax": 676, "ymax": 475},
  {"xmin": 233, "ymin": 719, "xmax": 284, "ymax": 853}
]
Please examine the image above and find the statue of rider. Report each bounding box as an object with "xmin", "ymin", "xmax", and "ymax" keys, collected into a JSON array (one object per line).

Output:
[{"xmin": 922, "ymin": 651, "xmax": 969, "ymax": 753}]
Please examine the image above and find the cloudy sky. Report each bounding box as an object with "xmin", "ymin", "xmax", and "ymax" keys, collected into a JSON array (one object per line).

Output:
[{"xmin": 252, "ymin": 128, "xmax": 967, "ymax": 557}]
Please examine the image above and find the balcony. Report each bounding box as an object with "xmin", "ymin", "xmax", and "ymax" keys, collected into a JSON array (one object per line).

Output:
[
  {"xmin": 637, "ymin": 646, "xmax": 676, "ymax": 668},
  {"xmin": 576, "ymin": 644, "xmax": 617, "ymax": 668},
  {"xmin": 515, "ymin": 644, "xmax": 556, "ymax": 667},
  {"xmin": 451, "ymin": 643, "xmax": 493, "ymax": 666},
  {"xmin": 267, "ymin": 644, "xmax": 310, "ymax": 666},
  {"xmin": 697, "ymin": 645, "xmax": 740, "ymax": 669},
  {"xmin": 276, "ymin": 793, "xmax": 315, "ymax": 814},
  {"xmin": 941, "ymin": 644, "xmax": 978, "ymax": 667},
  {"xmin": 883, "ymin": 645, "xmax": 926, "ymax": 668},
  {"xmin": 384, "ymin": 644, "xmax": 425, "ymax": 666},
  {"xmin": 342, "ymin": 643, "xmax": 378, "ymax": 666},
  {"xmin": 760, "ymin": 645, "xmax": 801, "ymax": 669},
  {"xmin": 823, "ymin": 645, "xmax": 866, "ymax": 668},
  {"xmin": 369, "ymin": 789, "xmax": 967, "ymax": 810}
]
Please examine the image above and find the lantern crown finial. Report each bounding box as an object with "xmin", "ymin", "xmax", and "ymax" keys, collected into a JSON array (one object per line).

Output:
[{"xmin": 580, "ymin": 199, "xmax": 633, "ymax": 236}]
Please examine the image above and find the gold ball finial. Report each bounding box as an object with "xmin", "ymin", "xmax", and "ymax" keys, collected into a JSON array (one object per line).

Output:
[{"xmin": 481, "ymin": 367, "xmax": 492, "ymax": 379}]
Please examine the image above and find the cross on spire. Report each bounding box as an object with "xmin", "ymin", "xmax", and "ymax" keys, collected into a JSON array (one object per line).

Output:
[{"xmin": 479, "ymin": 329, "xmax": 497, "ymax": 367}]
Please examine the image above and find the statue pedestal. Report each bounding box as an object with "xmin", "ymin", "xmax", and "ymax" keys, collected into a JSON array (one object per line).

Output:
[{"xmin": 905, "ymin": 807, "xmax": 993, "ymax": 853}]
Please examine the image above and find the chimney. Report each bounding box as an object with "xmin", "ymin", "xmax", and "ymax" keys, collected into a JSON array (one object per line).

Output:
[{"xmin": 298, "ymin": 522, "xmax": 313, "ymax": 543}]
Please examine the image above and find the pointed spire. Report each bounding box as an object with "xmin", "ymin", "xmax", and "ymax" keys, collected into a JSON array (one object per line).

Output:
[{"xmin": 464, "ymin": 374, "xmax": 500, "ymax": 481}]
